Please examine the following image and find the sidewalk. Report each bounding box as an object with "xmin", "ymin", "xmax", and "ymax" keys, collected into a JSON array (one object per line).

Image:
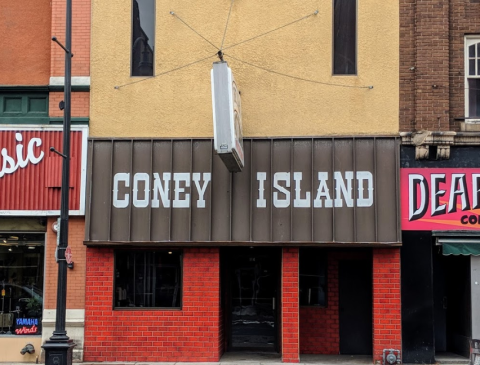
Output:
[{"xmin": 3, "ymin": 352, "xmax": 471, "ymax": 365}]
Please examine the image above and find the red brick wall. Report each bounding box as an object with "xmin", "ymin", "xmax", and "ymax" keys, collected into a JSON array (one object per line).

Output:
[
  {"xmin": 372, "ymin": 248, "xmax": 402, "ymax": 363},
  {"xmin": 50, "ymin": 0, "xmax": 91, "ymax": 77},
  {"xmin": 282, "ymin": 248, "xmax": 299, "ymax": 363},
  {"xmin": 299, "ymin": 254, "xmax": 339, "ymax": 354},
  {"xmin": 49, "ymin": 92, "xmax": 90, "ymax": 117},
  {"xmin": 0, "ymin": 0, "xmax": 51, "ymax": 85},
  {"xmin": 44, "ymin": 217, "xmax": 86, "ymax": 309},
  {"xmin": 400, "ymin": 0, "xmax": 480, "ymax": 132},
  {"xmin": 83, "ymin": 247, "xmax": 222, "ymax": 362}
]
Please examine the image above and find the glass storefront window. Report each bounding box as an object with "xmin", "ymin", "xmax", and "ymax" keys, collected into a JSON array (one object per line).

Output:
[
  {"xmin": 0, "ymin": 233, "xmax": 44, "ymax": 335},
  {"xmin": 114, "ymin": 250, "xmax": 182, "ymax": 309},
  {"xmin": 299, "ymin": 248, "xmax": 327, "ymax": 307}
]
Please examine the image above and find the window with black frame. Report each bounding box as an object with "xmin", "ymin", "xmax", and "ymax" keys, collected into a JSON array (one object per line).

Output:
[
  {"xmin": 333, "ymin": 0, "xmax": 357, "ymax": 75},
  {"xmin": 114, "ymin": 250, "xmax": 181, "ymax": 309},
  {"xmin": 299, "ymin": 248, "xmax": 327, "ymax": 307},
  {"xmin": 131, "ymin": 0, "xmax": 155, "ymax": 76}
]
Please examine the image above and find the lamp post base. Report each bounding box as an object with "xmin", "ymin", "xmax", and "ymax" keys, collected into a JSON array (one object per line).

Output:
[{"xmin": 42, "ymin": 339, "xmax": 75, "ymax": 365}]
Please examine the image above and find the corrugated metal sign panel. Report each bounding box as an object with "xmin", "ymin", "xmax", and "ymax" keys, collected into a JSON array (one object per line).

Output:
[
  {"xmin": 0, "ymin": 126, "xmax": 88, "ymax": 215},
  {"xmin": 85, "ymin": 137, "xmax": 400, "ymax": 245}
]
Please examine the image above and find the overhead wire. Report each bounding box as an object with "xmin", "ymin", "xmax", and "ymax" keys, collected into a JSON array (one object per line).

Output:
[
  {"xmin": 220, "ymin": 0, "xmax": 235, "ymax": 51},
  {"xmin": 114, "ymin": 52, "xmax": 218, "ymax": 89},
  {"xmin": 170, "ymin": 11, "xmax": 219, "ymax": 51},
  {"xmin": 224, "ymin": 53, "xmax": 373, "ymax": 89},
  {"xmin": 116, "ymin": 8, "xmax": 375, "ymax": 90},
  {"xmin": 223, "ymin": 11, "xmax": 318, "ymax": 51}
]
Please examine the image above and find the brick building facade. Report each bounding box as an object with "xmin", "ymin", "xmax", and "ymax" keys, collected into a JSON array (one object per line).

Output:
[
  {"xmin": 399, "ymin": 1, "xmax": 480, "ymax": 363},
  {"xmin": 0, "ymin": 0, "xmax": 90, "ymax": 362}
]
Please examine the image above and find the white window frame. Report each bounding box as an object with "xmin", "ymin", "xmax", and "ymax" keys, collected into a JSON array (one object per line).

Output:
[{"xmin": 465, "ymin": 36, "xmax": 480, "ymax": 122}]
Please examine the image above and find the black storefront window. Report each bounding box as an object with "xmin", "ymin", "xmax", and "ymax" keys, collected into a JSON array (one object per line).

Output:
[
  {"xmin": 299, "ymin": 248, "xmax": 327, "ymax": 307},
  {"xmin": 0, "ymin": 233, "xmax": 44, "ymax": 335},
  {"xmin": 114, "ymin": 250, "xmax": 181, "ymax": 309}
]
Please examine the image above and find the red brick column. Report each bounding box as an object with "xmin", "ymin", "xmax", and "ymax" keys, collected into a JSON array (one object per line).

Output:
[
  {"xmin": 372, "ymin": 248, "xmax": 402, "ymax": 363},
  {"xmin": 282, "ymin": 248, "xmax": 299, "ymax": 363}
]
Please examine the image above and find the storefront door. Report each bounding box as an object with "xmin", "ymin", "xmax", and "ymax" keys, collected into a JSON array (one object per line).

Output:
[
  {"xmin": 224, "ymin": 248, "xmax": 280, "ymax": 351},
  {"xmin": 339, "ymin": 259, "xmax": 373, "ymax": 355}
]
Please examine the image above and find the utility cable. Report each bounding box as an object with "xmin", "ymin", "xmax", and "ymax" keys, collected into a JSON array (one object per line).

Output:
[
  {"xmin": 223, "ymin": 11, "xmax": 318, "ymax": 51},
  {"xmin": 170, "ymin": 11, "xmax": 219, "ymax": 51},
  {"xmin": 114, "ymin": 53, "xmax": 218, "ymax": 89},
  {"xmin": 220, "ymin": 0, "xmax": 235, "ymax": 51},
  {"xmin": 224, "ymin": 53, "xmax": 373, "ymax": 89}
]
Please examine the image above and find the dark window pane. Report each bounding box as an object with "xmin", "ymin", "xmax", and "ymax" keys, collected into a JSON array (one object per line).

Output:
[
  {"xmin": 470, "ymin": 59, "xmax": 476, "ymax": 76},
  {"xmin": 469, "ymin": 44, "xmax": 476, "ymax": 58},
  {"xmin": 131, "ymin": 0, "xmax": 155, "ymax": 76},
  {"xmin": 333, "ymin": 0, "xmax": 357, "ymax": 75},
  {"xmin": 468, "ymin": 79, "xmax": 480, "ymax": 118},
  {"xmin": 477, "ymin": 43, "xmax": 480, "ymax": 57},
  {"xmin": 114, "ymin": 250, "xmax": 181, "ymax": 308},
  {"xmin": 299, "ymin": 248, "xmax": 327, "ymax": 306}
]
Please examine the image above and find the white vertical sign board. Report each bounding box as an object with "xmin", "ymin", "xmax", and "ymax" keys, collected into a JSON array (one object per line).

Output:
[{"xmin": 211, "ymin": 61, "xmax": 244, "ymax": 172}]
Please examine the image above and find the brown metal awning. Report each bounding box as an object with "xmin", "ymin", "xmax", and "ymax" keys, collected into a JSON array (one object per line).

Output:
[{"xmin": 84, "ymin": 137, "xmax": 401, "ymax": 246}]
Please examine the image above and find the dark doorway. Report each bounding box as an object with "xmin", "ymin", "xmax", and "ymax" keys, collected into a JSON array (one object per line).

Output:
[
  {"xmin": 223, "ymin": 247, "xmax": 280, "ymax": 352},
  {"xmin": 339, "ymin": 259, "xmax": 373, "ymax": 355},
  {"xmin": 433, "ymin": 252, "xmax": 471, "ymax": 358}
]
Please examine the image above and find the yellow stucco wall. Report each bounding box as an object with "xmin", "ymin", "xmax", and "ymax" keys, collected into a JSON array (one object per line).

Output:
[
  {"xmin": 0, "ymin": 336, "xmax": 41, "ymax": 362},
  {"xmin": 90, "ymin": 0, "xmax": 398, "ymax": 137}
]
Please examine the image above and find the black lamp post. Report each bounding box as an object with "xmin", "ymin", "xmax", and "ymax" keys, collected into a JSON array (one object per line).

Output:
[{"xmin": 42, "ymin": 0, "xmax": 75, "ymax": 363}]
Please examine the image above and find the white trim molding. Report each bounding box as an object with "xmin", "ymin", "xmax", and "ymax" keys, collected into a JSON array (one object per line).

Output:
[{"xmin": 49, "ymin": 76, "xmax": 90, "ymax": 86}]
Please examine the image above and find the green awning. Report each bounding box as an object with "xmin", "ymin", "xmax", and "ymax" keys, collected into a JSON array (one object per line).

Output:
[{"xmin": 442, "ymin": 242, "xmax": 480, "ymax": 256}]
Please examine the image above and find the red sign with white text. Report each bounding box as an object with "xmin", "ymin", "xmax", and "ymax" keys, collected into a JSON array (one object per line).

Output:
[
  {"xmin": 0, "ymin": 126, "xmax": 88, "ymax": 215},
  {"xmin": 401, "ymin": 168, "xmax": 480, "ymax": 230}
]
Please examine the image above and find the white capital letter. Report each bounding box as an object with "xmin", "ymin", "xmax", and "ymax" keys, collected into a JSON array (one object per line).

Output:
[
  {"xmin": 173, "ymin": 173, "xmax": 190, "ymax": 208},
  {"xmin": 257, "ymin": 172, "xmax": 267, "ymax": 208},
  {"xmin": 113, "ymin": 173, "xmax": 130, "ymax": 208},
  {"xmin": 133, "ymin": 173, "xmax": 150, "ymax": 208},
  {"xmin": 293, "ymin": 172, "xmax": 310, "ymax": 207},
  {"xmin": 314, "ymin": 172, "xmax": 332, "ymax": 208},
  {"xmin": 193, "ymin": 173, "xmax": 211, "ymax": 208},
  {"xmin": 273, "ymin": 172, "xmax": 290, "ymax": 208},
  {"xmin": 334, "ymin": 171, "xmax": 353, "ymax": 207},
  {"xmin": 356, "ymin": 171, "xmax": 373, "ymax": 207},
  {"xmin": 152, "ymin": 173, "xmax": 171, "ymax": 208}
]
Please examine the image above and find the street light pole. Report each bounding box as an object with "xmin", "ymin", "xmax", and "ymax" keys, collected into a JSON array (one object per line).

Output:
[{"xmin": 42, "ymin": 0, "xmax": 75, "ymax": 362}]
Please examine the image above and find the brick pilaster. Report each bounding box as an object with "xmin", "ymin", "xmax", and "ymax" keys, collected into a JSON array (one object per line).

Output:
[
  {"xmin": 50, "ymin": 0, "xmax": 91, "ymax": 77},
  {"xmin": 282, "ymin": 248, "xmax": 299, "ymax": 363},
  {"xmin": 372, "ymin": 248, "xmax": 402, "ymax": 363}
]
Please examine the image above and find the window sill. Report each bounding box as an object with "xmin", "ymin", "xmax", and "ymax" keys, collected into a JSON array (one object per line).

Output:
[{"xmin": 460, "ymin": 121, "xmax": 480, "ymax": 132}]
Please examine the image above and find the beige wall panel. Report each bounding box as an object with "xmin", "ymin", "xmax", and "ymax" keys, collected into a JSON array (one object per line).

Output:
[
  {"xmin": 0, "ymin": 337, "xmax": 42, "ymax": 362},
  {"xmin": 91, "ymin": 0, "xmax": 399, "ymax": 137}
]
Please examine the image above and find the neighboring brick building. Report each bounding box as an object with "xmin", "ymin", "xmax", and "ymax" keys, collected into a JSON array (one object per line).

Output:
[
  {"xmin": 399, "ymin": 0, "xmax": 480, "ymax": 363},
  {"xmin": 0, "ymin": 0, "xmax": 90, "ymax": 362},
  {"xmin": 83, "ymin": 1, "xmax": 402, "ymax": 363}
]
